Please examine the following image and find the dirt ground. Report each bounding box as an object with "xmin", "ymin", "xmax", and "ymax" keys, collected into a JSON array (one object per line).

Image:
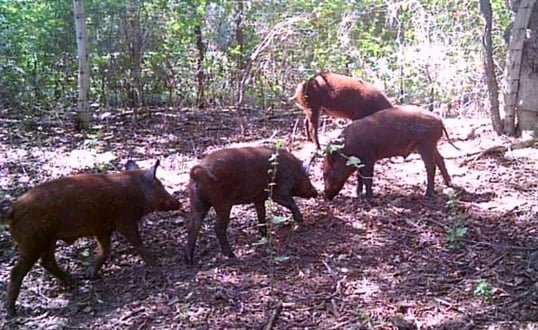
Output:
[{"xmin": 0, "ymin": 106, "xmax": 537, "ymax": 329}]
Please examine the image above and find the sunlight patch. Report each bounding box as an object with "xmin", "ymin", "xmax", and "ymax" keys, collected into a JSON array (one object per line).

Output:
[{"xmin": 47, "ymin": 149, "xmax": 116, "ymax": 175}]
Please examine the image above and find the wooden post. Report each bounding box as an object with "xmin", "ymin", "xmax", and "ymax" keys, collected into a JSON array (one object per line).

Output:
[{"xmin": 502, "ymin": 0, "xmax": 536, "ymax": 136}]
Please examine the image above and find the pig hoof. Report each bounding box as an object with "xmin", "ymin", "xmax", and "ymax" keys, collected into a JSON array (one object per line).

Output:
[
  {"xmin": 424, "ymin": 191, "xmax": 435, "ymax": 198},
  {"xmin": 223, "ymin": 251, "xmax": 237, "ymax": 259}
]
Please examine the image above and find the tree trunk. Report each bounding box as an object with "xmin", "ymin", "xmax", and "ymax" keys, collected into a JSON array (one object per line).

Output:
[
  {"xmin": 73, "ymin": 0, "xmax": 90, "ymax": 130},
  {"xmin": 195, "ymin": 24, "xmax": 205, "ymax": 109},
  {"xmin": 503, "ymin": 0, "xmax": 536, "ymax": 136},
  {"xmin": 120, "ymin": 3, "xmax": 150, "ymax": 112},
  {"xmin": 479, "ymin": 0, "xmax": 503, "ymax": 134}
]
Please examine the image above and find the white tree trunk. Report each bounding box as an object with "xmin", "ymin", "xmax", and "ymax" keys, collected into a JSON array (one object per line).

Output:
[
  {"xmin": 73, "ymin": 0, "xmax": 90, "ymax": 130},
  {"xmin": 502, "ymin": 0, "xmax": 536, "ymax": 136}
]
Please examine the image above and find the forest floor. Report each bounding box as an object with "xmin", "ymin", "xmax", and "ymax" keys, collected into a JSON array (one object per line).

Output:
[{"xmin": 0, "ymin": 106, "xmax": 537, "ymax": 329}]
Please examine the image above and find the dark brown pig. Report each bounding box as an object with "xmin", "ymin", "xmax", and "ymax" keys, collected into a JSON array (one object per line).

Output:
[
  {"xmin": 290, "ymin": 72, "xmax": 393, "ymax": 149},
  {"xmin": 185, "ymin": 146, "xmax": 317, "ymax": 264},
  {"xmin": 1, "ymin": 160, "xmax": 180, "ymax": 318},
  {"xmin": 323, "ymin": 105, "xmax": 458, "ymax": 199}
]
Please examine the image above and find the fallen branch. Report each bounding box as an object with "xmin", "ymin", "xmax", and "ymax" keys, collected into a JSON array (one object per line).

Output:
[
  {"xmin": 264, "ymin": 301, "xmax": 283, "ymax": 330},
  {"xmin": 460, "ymin": 139, "xmax": 537, "ymax": 166}
]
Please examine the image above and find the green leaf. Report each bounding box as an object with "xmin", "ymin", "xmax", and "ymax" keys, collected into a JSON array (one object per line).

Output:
[
  {"xmin": 346, "ymin": 156, "xmax": 362, "ymax": 168},
  {"xmin": 272, "ymin": 215, "xmax": 290, "ymax": 225},
  {"xmin": 474, "ymin": 280, "xmax": 492, "ymax": 297},
  {"xmin": 455, "ymin": 227, "xmax": 468, "ymax": 237},
  {"xmin": 274, "ymin": 256, "xmax": 290, "ymax": 263},
  {"xmin": 253, "ymin": 237, "xmax": 269, "ymax": 246},
  {"xmin": 268, "ymin": 154, "xmax": 278, "ymax": 163},
  {"xmin": 325, "ymin": 143, "xmax": 344, "ymax": 154}
]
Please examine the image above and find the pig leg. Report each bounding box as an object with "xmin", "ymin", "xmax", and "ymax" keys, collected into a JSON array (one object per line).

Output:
[
  {"xmin": 272, "ymin": 194, "xmax": 303, "ymax": 223},
  {"xmin": 40, "ymin": 241, "xmax": 73, "ymax": 287},
  {"xmin": 185, "ymin": 199, "xmax": 210, "ymax": 265},
  {"xmin": 418, "ymin": 145, "xmax": 437, "ymax": 197},
  {"xmin": 309, "ymin": 107, "xmax": 322, "ymax": 149},
  {"xmin": 254, "ymin": 201, "xmax": 268, "ymax": 237},
  {"xmin": 434, "ymin": 148, "xmax": 452, "ymax": 186},
  {"xmin": 5, "ymin": 252, "xmax": 40, "ymax": 318},
  {"xmin": 86, "ymin": 233, "xmax": 112, "ymax": 278},
  {"xmin": 360, "ymin": 163, "xmax": 375, "ymax": 198},
  {"xmin": 116, "ymin": 224, "xmax": 155, "ymax": 266},
  {"xmin": 304, "ymin": 117, "xmax": 311, "ymax": 142},
  {"xmin": 356, "ymin": 171, "xmax": 364, "ymax": 196},
  {"xmin": 214, "ymin": 205, "xmax": 236, "ymax": 258}
]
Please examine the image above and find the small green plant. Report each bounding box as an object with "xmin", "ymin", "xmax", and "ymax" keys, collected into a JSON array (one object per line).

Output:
[
  {"xmin": 92, "ymin": 162, "xmax": 108, "ymax": 172},
  {"xmin": 262, "ymin": 140, "xmax": 292, "ymax": 270},
  {"xmin": 177, "ymin": 303, "xmax": 191, "ymax": 320},
  {"xmin": 445, "ymin": 221, "xmax": 468, "ymax": 248},
  {"xmin": 445, "ymin": 188, "xmax": 460, "ymax": 211},
  {"xmin": 474, "ymin": 279, "xmax": 494, "ymax": 300},
  {"xmin": 326, "ymin": 141, "xmax": 364, "ymax": 170}
]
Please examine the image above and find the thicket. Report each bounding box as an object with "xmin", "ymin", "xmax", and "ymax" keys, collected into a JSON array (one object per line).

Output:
[{"xmin": 0, "ymin": 0, "xmax": 511, "ymax": 115}]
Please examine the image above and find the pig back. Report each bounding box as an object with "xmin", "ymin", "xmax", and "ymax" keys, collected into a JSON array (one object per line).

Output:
[
  {"xmin": 192, "ymin": 147, "xmax": 302, "ymax": 205},
  {"xmin": 8, "ymin": 173, "xmax": 146, "ymax": 243},
  {"xmin": 307, "ymin": 73, "xmax": 393, "ymax": 119},
  {"xmin": 342, "ymin": 106, "xmax": 444, "ymax": 160}
]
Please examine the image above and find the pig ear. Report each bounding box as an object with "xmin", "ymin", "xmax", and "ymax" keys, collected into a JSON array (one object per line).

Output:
[
  {"xmin": 144, "ymin": 160, "xmax": 160, "ymax": 180},
  {"xmin": 125, "ymin": 160, "xmax": 139, "ymax": 170}
]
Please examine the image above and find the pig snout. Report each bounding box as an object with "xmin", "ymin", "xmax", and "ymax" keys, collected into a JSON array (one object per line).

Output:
[
  {"xmin": 294, "ymin": 179, "xmax": 318, "ymax": 199},
  {"xmin": 305, "ymin": 186, "xmax": 318, "ymax": 198},
  {"xmin": 323, "ymin": 189, "xmax": 337, "ymax": 201},
  {"xmin": 159, "ymin": 196, "xmax": 181, "ymax": 211}
]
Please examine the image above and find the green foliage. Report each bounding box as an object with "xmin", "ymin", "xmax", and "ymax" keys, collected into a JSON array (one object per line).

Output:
[{"xmin": 0, "ymin": 0, "xmax": 514, "ymax": 114}]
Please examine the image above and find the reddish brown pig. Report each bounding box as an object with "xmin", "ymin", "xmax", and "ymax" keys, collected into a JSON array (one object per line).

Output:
[
  {"xmin": 185, "ymin": 146, "xmax": 317, "ymax": 264},
  {"xmin": 290, "ymin": 72, "xmax": 393, "ymax": 149},
  {"xmin": 1, "ymin": 160, "xmax": 180, "ymax": 318},
  {"xmin": 323, "ymin": 105, "xmax": 458, "ymax": 199}
]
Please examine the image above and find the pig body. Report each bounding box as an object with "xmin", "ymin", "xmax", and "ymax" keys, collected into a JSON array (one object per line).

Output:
[
  {"xmin": 291, "ymin": 72, "xmax": 393, "ymax": 149},
  {"xmin": 323, "ymin": 105, "xmax": 456, "ymax": 199},
  {"xmin": 185, "ymin": 146, "xmax": 317, "ymax": 264},
  {"xmin": 2, "ymin": 160, "xmax": 180, "ymax": 318}
]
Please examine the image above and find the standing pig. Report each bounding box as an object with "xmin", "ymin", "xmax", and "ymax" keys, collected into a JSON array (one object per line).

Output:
[
  {"xmin": 323, "ymin": 105, "xmax": 458, "ymax": 199},
  {"xmin": 290, "ymin": 72, "xmax": 393, "ymax": 149},
  {"xmin": 1, "ymin": 160, "xmax": 180, "ymax": 318},
  {"xmin": 185, "ymin": 146, "xmax": 317, "ymax": 264}
]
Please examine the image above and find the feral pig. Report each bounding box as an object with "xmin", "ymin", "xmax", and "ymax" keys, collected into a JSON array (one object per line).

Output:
[
  {"xmin": 185, "ymin": 146, "xmax": 317, "ymax": 264},
  {"xmin": 290, "ymin": 72, "xmax": 393, "ymax": 149},
  {"xmin": 1, "ymin": 160, "xmax": 180, "ymax": 318},
  {"xmin": 323, "ymin": 105, "xmax": 458, "ymax": 200}
]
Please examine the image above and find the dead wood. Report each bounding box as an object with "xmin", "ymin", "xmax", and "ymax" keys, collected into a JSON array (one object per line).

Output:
[{"xmin": 460, "ymin": 139, "xmax": 537, "ymax": 166}]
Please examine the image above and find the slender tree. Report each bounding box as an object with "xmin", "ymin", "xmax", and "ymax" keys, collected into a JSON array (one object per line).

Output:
[
  {"xmin": 73, "ymin": 0, "xmax": 90, "ymax": 130},
  {"xmin": 480, "ymin": 0, "xmax": 503, "ymax": 134}
]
